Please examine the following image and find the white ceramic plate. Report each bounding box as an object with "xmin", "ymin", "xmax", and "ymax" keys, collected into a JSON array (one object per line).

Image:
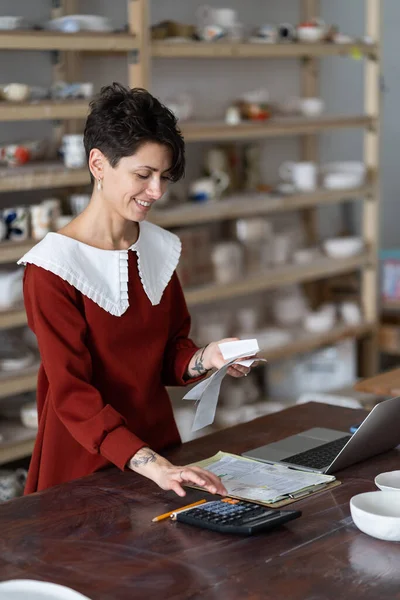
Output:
[
  {"xmin": 0, "ymin": 580, "xmax": 91, "ymax": 600},
  {"xmin": 375, "ymin": 470, "xmax": 400, "ymax": 491}
]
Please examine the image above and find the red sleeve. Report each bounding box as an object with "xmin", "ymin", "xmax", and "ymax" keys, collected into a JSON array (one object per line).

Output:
[
  {"xmin": 161, "ymin": 272, "xmax": 206, "ymax": 386},
  {"xmin": 23, "ymin": 265, "xmax": 145, "ymax": 471}
]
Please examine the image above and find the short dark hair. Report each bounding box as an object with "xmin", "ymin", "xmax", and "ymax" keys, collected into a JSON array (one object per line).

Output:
[{"xmin": 84, "ymin": 82, "xmax": 185, "ymax": 182}]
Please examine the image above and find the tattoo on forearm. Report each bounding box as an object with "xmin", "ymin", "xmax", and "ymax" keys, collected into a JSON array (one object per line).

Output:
[
  {"xmin": 130, "ymin": 448, "xmax": 157, "ymax": 468},
  {"xmin": 191, "ymin": 345, "xmax": 210, "ymax": 376}
]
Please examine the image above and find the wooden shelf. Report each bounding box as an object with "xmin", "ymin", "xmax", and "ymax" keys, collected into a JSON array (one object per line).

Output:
[
  {"xmin": 0, "ymin": 420, "xmax": 36, "ymax": 466},
  {"xmin": 0, "ymin": 31, "xmax": 137, "ymax": 52},
  {"xmin": 0, "ymin": 240, "xmax": 35, "ymax": 264},
  {"xmin": 260, "ymin": 322, "xmax": 374, "ymax": 362},
  {"xmin": 0, "ymin": 162, "xmax": 90, "ymax": 192},
  {"xmin": 0, "ymin": 307, "xmax": 27, "ymax": 330},
  {"xmin": 181, "ymin": 115, "xmax": 374, "ymax": 142},
  {"xmin": 151, "ymin": 186, "xmax": 371, "ymax": 228},
  {"xmin": 0, "ymin": 363, "xmax": 39, "ymax": 399},
  {"xmin": 152, "ymin": 41, "xmax": 378, "ymax": 59},
  {"xmin": 0, "ymin": 100, "xmax": 89, "ymax": 122},
  {"xmin": 185, "ymin": 253, "xmax": 370, "ymax": 306},
  {"xmin": 381, "ymin": 300, "xmax": 400, "ymax": 312}
]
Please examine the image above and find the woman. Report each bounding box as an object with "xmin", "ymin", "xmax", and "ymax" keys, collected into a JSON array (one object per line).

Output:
[{"xmin": 18, "ymin": 83, "xmax": 254, "ymax": 497}]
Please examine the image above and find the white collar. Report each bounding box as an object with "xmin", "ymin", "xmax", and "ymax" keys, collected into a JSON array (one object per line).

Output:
[{"xmin": 17, "ymin": 221, "xmax": 181, "ymax": 316}]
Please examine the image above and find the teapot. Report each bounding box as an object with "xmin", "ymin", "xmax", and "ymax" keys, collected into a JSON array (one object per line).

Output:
[{"xmin": 189, "ymin": 171, "xmax": 229, "ymax": 202}]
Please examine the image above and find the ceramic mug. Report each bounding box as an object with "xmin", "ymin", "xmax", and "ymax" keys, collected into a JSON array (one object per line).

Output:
[
  {"xmin": 189, "ymin": 171, "xmax": 229, "ymax": 202},
  {"xmin": 299, "ymin": 97, "xmax": 325, "ymax": 117},
  {"xmin": 30, "ymin": 204, "xmax": 52, "ymax": 240},
  {"xmin": 197, "ymin": 24, "xmax": 225, "ymax": 41},
  {"xmin": 61, "ymin": 134, "xmax": 86, "ymax": 169},
  {"xmin": 278, "ymin": 23, "xmax": 296, "ymax": 41},
  {"xmin": 196, "ymin": 6, "xmax": 238, "ymax": 28},
  {"xmin": 256, "ymin": 24, "xmax": 278, "ymax": 43},
  {"xmin": 3, "ymin": 206, "xmax": 29, "ymax": 240},
  {"xmin": 41, "ymin": 198, "xmax": 62, "ymax": 230},
  {"xmin": 279, "ymin": 161, "xmax": 317, "ymax": 192}
]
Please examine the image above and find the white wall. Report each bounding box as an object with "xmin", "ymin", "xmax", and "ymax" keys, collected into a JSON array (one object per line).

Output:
[{"xmin": 0, "ymin": 0, "xmax": 397, "ymax": 248}]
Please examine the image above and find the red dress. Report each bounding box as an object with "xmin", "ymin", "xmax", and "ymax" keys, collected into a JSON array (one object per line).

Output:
[{"xmin": 22, "ymin": 253, "xmax": 199, "ymax": 494}]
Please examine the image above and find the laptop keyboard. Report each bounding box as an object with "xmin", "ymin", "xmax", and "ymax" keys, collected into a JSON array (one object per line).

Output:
[{"xmin": 283, "ymin": 436, "xmax": 352, "ymax": 470}]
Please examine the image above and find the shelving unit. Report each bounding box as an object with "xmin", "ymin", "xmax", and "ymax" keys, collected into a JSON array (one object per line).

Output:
[
  {"xmin": 0, "ymin": 0, "xmax": 145, "ymax": 463},
  {"xmin": 0, "ymin": 0, "xmax": 381, "ymax": 462}
]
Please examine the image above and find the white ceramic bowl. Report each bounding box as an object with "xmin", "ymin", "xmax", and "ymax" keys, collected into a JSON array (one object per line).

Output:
[
  {"xmin": 375, "ymin": 470, "xmax": 400, "ymax": 492},
  {"xmin": 293, "ymin": 247, "xmax": 320, "ymax": 264},
  {"xmin": 303, "ymin": 308, "xmax": 335, "ymax": 333},
  {"xmin": 299, "ymin": 98, "xmax": 324, "ymax": 117},
  {"xmin": 256, "ymin": 327, "xmax": 292, "ymax": 350},
  {"xmin": 322, "ymin": 161, "xmax": 366, "ymax": 189},
  {"xmin": 0, "ymin": 16, "xmax": 26, "ymax": 30},
  {"xmin": 323, "ymin": 172, "xmax": 363, "ymax": 190},
  {"xmin": 20, "ymin": 402, "xmax": 38, "ymax": 429},
  {"xmin": 323, "ymin": 236, "xmax": 364, "ymax": 259},
  {"xmin": 297, "ymin": 26, "xmax": 325, "ymax": 42},
  {"xmin": 350, "ymin": 491, "xmax": 400, "ymax": 541},
  {"xmin": 46, "ymin": 14, "xmax": 113, "ymax": 32},
  {"xmin": 1, "ymin": 83, "xmax": 30, "ymax": 102}
]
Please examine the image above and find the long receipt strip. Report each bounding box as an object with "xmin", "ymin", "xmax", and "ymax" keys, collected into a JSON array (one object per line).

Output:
[
  {"xmin": 192, "ymin": 451, "xmax": 336, "ymax": 504},
  {"xmin": 183, "ymin": 339, "xmax": 266, "ymax": 431}
]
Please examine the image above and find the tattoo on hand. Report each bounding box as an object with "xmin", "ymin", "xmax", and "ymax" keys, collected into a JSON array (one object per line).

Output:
[
  {"xmin": 191, "ymin": 346, "xmax": 210, "ymax": 376},
  {"xmin": 130, "ymin": 448, "xmax": 157, "ymax": 468}
]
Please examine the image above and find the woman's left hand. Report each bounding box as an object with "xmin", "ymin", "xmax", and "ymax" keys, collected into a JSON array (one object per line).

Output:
[{"xmin": 202, "ymin": 338, "xmax": 258, "ymax": 378}]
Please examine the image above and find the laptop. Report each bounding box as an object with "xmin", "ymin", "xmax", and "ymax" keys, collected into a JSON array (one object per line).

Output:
[{"xmin": 242, "ymin": 395, "xmax": 400, "ymax": 474}]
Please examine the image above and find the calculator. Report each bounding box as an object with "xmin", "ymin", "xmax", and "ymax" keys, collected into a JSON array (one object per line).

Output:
[{"xmin": 173, "ymin": 498, "xmax": 301, "ymax": 535}]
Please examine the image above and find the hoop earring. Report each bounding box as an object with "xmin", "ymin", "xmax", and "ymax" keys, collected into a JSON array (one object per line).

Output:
[{"xmin": 97, "ymin": 178, "xmax": 102, "ymax": 192}]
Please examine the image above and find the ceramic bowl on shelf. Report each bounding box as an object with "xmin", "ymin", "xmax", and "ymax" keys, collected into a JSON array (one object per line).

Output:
[
  {"xmin": 303, "ymin": 305, "xmax": 336, "ymax": 333},
  {"xmin": 20, "ymin": 402, "xmax": 38, "ymax": 429},
  {"xmin": 45, "ymin": 14, "xmax": 113, "ymax": 33},
  {"xmin": 0, "ymin": 83, "xmax": 30, "ymax": 102},
  {"xmin": 297, "ymin": 19, "xmax": 326, "ymax": 43},
  {"xmin": 255, "ymin": 327, "xmax": 292, "ymax": 350},
  {"xmin": 350, "ymin": 491, "xmax": 400, "ymax": 541},
  {"xmin": 321, "ymin": 161, "xmax": 366, "ymax": 190},
  {"xmin": 0, "ymin": 16, "xmax": 26, "ymax": 30},
  {"xmin": 299, "ymin": 97, "xmax": 324, "ymax": 117},
  {"xmin": 375, "ymin": 470, "xmax": 400, "ymax": 492},
  {"xmin": 323, "ymin": 236, "xmax": 364, "ymax": 259},
  {"xmin": 293, "ymin": 247, "xmax": 320, "ymax": 264}
]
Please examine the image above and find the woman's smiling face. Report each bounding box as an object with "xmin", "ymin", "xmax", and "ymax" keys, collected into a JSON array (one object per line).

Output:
[{"xmin": 98, "ymin": 141, "xmax": 173, "ymax": 222}]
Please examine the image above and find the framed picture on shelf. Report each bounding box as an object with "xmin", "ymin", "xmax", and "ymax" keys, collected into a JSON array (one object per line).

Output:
[{"xmin": 380, "ymin": 250, "xmax": 400, "ymax": 307}]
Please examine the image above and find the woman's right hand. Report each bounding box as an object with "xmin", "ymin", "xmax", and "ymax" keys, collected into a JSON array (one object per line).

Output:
[{"xmin": 128, "ymin": 447, "xmax": 227, "ymax": 497}]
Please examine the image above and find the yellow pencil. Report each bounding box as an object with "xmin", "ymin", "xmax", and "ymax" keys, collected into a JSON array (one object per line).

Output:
[{"xmin": 152, "ymin": 499, "xmax": 207, "ymax": 522}]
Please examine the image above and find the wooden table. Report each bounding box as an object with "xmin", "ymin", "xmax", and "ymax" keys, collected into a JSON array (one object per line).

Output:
[
  {"xmin": 355, "ymin": 366, "xmax": 400, "ymax": 396},
  {"xmin": 0, "ymin": 402, "xmax": 400, "ymax": 600}
]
